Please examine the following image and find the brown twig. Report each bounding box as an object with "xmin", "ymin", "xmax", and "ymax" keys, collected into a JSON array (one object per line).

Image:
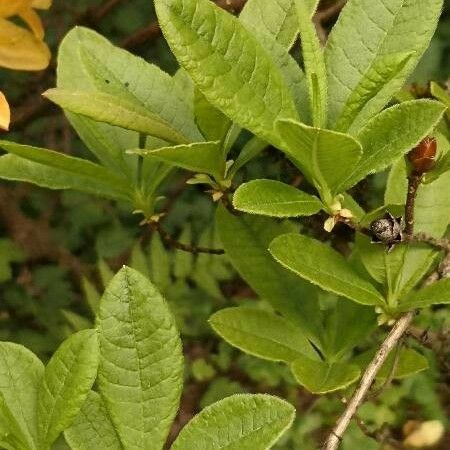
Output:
[
  {"xmin": 404, "ymin": 173, "xmax": 423, "ymax": 237},
  {"xmin": 322, "ymin": 311, "xmax": 416, "ymax": 450},
  {"xmin": 149, "ymin": 221, "xmax": 224, "ymax": 255}
]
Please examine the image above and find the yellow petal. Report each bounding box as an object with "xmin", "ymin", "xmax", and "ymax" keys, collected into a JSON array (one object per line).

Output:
[
  {"xmin": 18, "ymin": 6, "xmax": 44, "ymax": 39},
  {"xmin": 0, "ymin": 0, "xmax": 31, "ymax": 18},
  {"xmin": 0, "ymin": 91, "xmax": 11, "ymax": 131},
  {"xmin": 32, "ymin": 0, "xmax": 52, "ymax": 9},
  {"xmin": 403, "ymin": 420, "xmax": 444, "ymax": 447},
  {"xmin": 0, "ymin": 18, "xmax": 50, "ymax": 70}
]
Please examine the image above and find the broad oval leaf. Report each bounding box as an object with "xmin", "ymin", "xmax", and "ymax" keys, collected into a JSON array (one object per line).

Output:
[
  {"xmin": 155, "ymin": 0, "xmax": 299, "ymax": 148},
  {"xmin": 291, "ymin": 356, "xmax": 360, "ymax": 394},
  {"xmin": 336, "ymin": 100, "xmax": 446, "ymax": 192},
  {"xmin": 276, "ymin": 119, "xmax": 362, "ymax": 197},
  {"xmin": 171, "ymin": 394, "xmax": 295, "ymax": 450},
  {"xmin": 129, "ymin": 141, "xmax": 224, "ymax": 179},
  {"xmin": 326, "ymin": 0, "xmax": 444, "ymax": 131},
  {"xmin": 44, "ymin": 89, "xmax": 190, "ymax": 145},
  {"xmin": 0, "ymin": 343, "xmax": 44, "ymax": 450},
  {"xmin": 233, "ymin": 179, "xmax": 322, "ymax": 217},
  {"xmin": 216, "ymin": 205, "xmax": 324, "ymax": 348},
  {"xmin": 97, "ymin": 266, "xmax": 183, "ymax": 450},
  {"xmin": 64, "ymin": 391, "xmax": 122, "ymax": 450},
  {"xmin": 269, "ymin": 233, "xmax": 385, "ymax": 306},
  {"xmin": 0, "ymin": 141, "xmax": 132, "ymax": 202},
  {"xmin": 397, "ymin": 278, "xmax": 450, "ymax": 312},
  {"xmin": 38, "ymin": 329, "xmax": 99, "ymax": 449},
  {"xmin": 209, "ymin": 307, "xmax": 317, "ymax": 362}
]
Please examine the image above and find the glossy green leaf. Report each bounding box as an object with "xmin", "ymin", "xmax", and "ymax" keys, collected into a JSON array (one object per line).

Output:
[
  {"xmin": 38, "ymin": 329, "xmax": 99, "ymax": 449},
  {"xmin": 397, "ymin": 278, "xmax": 450, "ymax": 312},
  {"xmin": 295, "ymin": 0, "xmax": 327, "ymax": 127},
  {"xmin": 57, "ymin": 27, "xmax": 201, "ymax": 177},
  {"xmin": 269, "ymin": 233, "xmax": 385, "ymax": 306},
  {"xmin": 64, "ymin": 391, "xmax": 122, "ymax": 450},
  {"xmin": 171, "ymin": 394, "xmax": 295, "ymax": 450},
  {"xmin": 216, "ymin": 206, "xmax": 324, "ymax": 348},
  {"xmin": 155, "ymin": 0, "xmax": 299, "ymax": 148},
  {"xmin": 0, "ymin": 143, "xmax": 131, "ymax": 202},
  {"xmin": 233, "ymin": 179, "xmax": 322, "ymax": 217},
  {"xmin": 239, "ymin": 0, "xmax": 298, "ymax": 49},
  {"xmin": 276, "ymin": 119, "xmax": 362, "ymax": 197},
  {"xmin": 291, "ymin": 356, "xmax": 360, "ymax": 394},
  {"xmin": 326, "ymin": 0, "xmax": 444, "ymax": 132},
  {"xmin": 44, "ymin": 89, "xmax": 190, "ymax": 145},
  {"xmin": 336, "ymin": 100, "xmax": 446, "ymax": 192},
  {"xmin": 0, "ymin": 343, "xmax": 44, "ymax": 450},
  {"xmin": 209, "ymin": 307, "xmax": 317, "ymax": 362},
  {"xmin": 334, "ymin": 52, "xmax": 413, "ymax": 132},
  {"xmin": 97, "ymin": 267, "xmax": 183, "ymax": 450},
  {"xmin": 129, "ymin": 141, "xmax": 224, "ymax": 179}
]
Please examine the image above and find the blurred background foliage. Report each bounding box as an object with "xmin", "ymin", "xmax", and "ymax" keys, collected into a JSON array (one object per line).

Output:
[{"xmin": 0, "ymin": 1, "xmax": 449, "ymax": 448}]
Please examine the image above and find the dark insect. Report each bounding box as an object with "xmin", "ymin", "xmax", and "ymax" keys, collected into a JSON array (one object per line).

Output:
[
  {"xmin": 370, "ymin": 212, "xmax": 404, "ymax": 252},
  {"xmin": 408, "ymin": 136, "xmax": 437, "ymax": 174},
  {"xmin": 105, "ymin": 79, "xmax": 110, "ymax": 84},
  {"xmin": 124, "ymin": 82, "xmax": 130, "ymax": 87}
]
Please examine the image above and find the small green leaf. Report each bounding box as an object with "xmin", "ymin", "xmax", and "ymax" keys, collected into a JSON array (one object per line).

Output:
[
  {"xmin": 155, "ymin": 0, "xmax": 299, "ymax": 148},
  {"xmin": 430, "ymin": 81, "xmax": 450, "ymax": 120},
  {"xmin": 129, "ymin": 141, "xmax": 224, "ymax": 179},
  {"xmin": 44, "ymin": 89, "xmax": 190, "ymax": 145},
  {"xmin": 295, "ymin": 0, "xmax": 327, "ymax": 127},
  {"xmin": 216, "ymin": 206, "xmax": 324, "ymax": 347},
  {"xmin": 397, "ymin": 278, "xmax": 450, "ymax": 312},
  {"xmin": 38, "ymin": 330, "xmax": 99, "ymax": 449},
  {"xmin": 0, "ymin": 343, "xmax": 44, "ymax": 450},
  {"xmin": 97, "ymin": 267, "xmax": 183, "ymax": 450},
  {"xmin": 269, "ymin": 233, "xmax": 385, "ymax": 306},
  {"xmin": 233, "ymin": 179, "xmax": 322, "ymax": 217},
  {"xmin": 0, "ymin": 142, "xmax": 131, "ymax": 202},
  {"xmin": 64, "ymin": 391, "xmax": 122, "ymax": 450},
  {"xmin": 171, "ymin": 394, "xmax": 295, "ymax": 450},
  {"xmin": 276, "ymin": 119, "xmax": 362, "ymax": 197},
  {"xmin": 209, "ymin": 307, "xmax": 317, "ymax": 362},
  {"xmin": 230, "ymin": 137, "xmax": 267, "ymax": 177},
  {"xmin": 291, "ymin": 356, "xmax": 360, "ymax": 394},
  {"xmin": 239, "ymin": 0, "xmax": 298, "ymax": 49},
  {"xmin": 336, "ymin": 100, "xmax": 446, "ymax": 192}
]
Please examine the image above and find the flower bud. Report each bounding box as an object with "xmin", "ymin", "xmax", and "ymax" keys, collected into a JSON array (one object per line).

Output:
[{"xmin": 408, "ymin": 137, "xmax": 437, "ymax": 174}]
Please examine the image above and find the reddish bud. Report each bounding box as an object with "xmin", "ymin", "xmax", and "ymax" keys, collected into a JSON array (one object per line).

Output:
[{"xmin": 408, "ymin": 137, "xmax": 437, "ymax": 174}]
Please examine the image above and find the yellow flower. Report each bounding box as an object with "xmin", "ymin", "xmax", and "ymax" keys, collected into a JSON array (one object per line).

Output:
[
  {"xmin": 0, "ymin": 0, "xmax": 52, "ymax": 71},
  {"xmin": 0, "ymin": 91, "xmax": 10, "ymax": 130}
]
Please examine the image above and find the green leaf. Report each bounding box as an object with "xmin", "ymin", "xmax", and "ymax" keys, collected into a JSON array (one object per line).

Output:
[
  {"xmin": 97, "ymin": 267, "xmax": 183, "ymax": 450},
  {"xmin": 326, "ymin": 0, "xmax": 444, "ymax": 132},
  {"xmin": 336, "ymin": 100, "xmax": 446, "ymax": 192},
  {"xmin": 430, "ymin": 81, "xmax": 450, "ymax": 120},
  {"xmin": 64, "ymin": 391, "xmax": 122, "ymax": 450},
  {"xmin": 291, "ymin": 356, "xmax": 360, "ymax": 394},
  {"xmin": 334, "ymin": 52, "xmax": 413, "ymax": 132},
  {"xmin": 171, "ymin": 394, "xmax": 295, "ymax": 450},
  {"xmin": 216, "ymin": 206, "xmax": 324, "ymax": 348},
  {"xmin": 269, "ymin": 233, "xmax": 385, "ymax": 306},
  {"xmin": 44, "ymin": 89, "xmax": 190, "ymax": 145},
  {"xmin": 0, "ymin": 343, "xmax": 44, "ymax": 450},
  {"xmin": 57, "ymin": 27, "xmax": 201, "ymax": 176},
  {"xmin": 397, "ymin": 278, "xmax": 450, "ymax": 312},
  {"xmin": 233, "ymin": 179, "xmax": 323, "ymax": 217},
  {"xmin": 276, "ymin": 119, "xmax": 362, "ymax": 198},
  {"xmin": 239, "ymin": 0, "xmax": 298, "ymax": 49},
  {"xmin": 38, "ymin": 329, "xmax": 99, "ymax": 449},
  {"xmin": 155, "ymin": 0, "xmax": 299, "ymax": 148},
  {"xmin": 0, "ymin": 142, "xmax": 132, "ymax": 202},
  {"xmin": 149, "ymin": 233, "xmax": 171, "ymax": 291},
  {"xmin": 0, "ymin": 239, "xmax": 24, "ymax": 283},
  {"xmin": 295, "ymin": 0, "xmax": 327, "ymax": 127},
  {"xmin": 129, "ymin": 141, "xmax": 224, "ymax": 179},
  {"xmin": 230, "ymin": 137, "xmax": 267, "ymax": 177},
  {"xmin": 209, "ymin": 306, "xmax": 317, "ymax": 362},
  {"xmin": 385, "ymin": 157, "xmax": 450, "ymax": 299}
]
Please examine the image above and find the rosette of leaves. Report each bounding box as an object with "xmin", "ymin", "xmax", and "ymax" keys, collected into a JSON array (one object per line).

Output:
[{"xmin": 0, "ymin": 267, "xmax": 295, "ymax": 449}]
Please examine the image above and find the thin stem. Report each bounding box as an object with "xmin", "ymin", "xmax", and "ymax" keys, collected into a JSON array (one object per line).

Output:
[
  {"xmin": 404, "ymin": 173, "xmax": 423, "ymax": 238},
  {"xmin": 322, "ymin": 311, "xmax": 415, "ymax": 450},
  {"xmin": 150, "ymin": 221, "xmax": 224, "ymax": 255}
]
